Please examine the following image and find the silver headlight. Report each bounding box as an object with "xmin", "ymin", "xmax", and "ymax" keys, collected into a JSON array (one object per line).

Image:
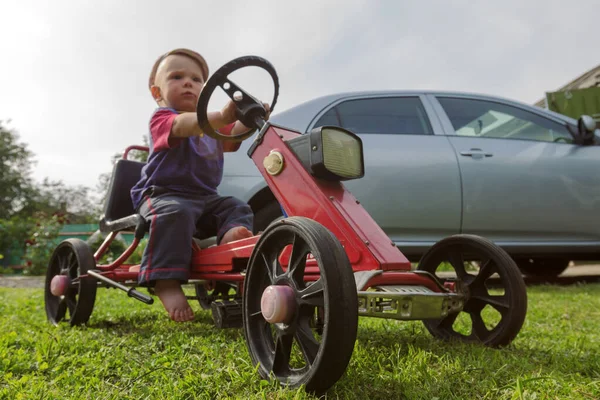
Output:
[
  {"xmin": 321, "ymin": 127, "xmax": 364, "ymax": 179},
  {"xmin": 286, "ymin": 126, "xmax": 365, "ymax": 181}
]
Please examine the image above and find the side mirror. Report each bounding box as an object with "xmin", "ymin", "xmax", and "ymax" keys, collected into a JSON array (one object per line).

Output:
[
  {"xmin": 578, "ymin": 115, "xmax": 597, "ymax": 134},
  {"xmin": 577, "ymin": 115, "xmax": 598, "ymax": 145}
]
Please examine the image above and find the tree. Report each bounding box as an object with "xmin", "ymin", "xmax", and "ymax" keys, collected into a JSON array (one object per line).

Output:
[
  {"xmin": 30, "ymin": 178, "xmax": 101, "ymax": 223},
  {"xmin": 20, "ymin": 213, "xmax": 64, "ymax": 275},
  {"xmin": 0, "ymin": 121, "xmax": 36, "ymax": 220},
  {"xmin": 0, "ymin": 120, "xmax": 101, "ymax": 223},
  {"xmin": 0, "ymin": 215, "xmax": 35, "ymax": 267},
  {"xmin": 0, "ymin": 121, "xmax": 100, "ymax": 268},
  {"xmin": 0, "ymin": 121, "xmax": 38, "ymax": 266}
]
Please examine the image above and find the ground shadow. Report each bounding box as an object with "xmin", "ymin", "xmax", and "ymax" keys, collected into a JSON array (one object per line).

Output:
[{"xmin": 86, "ymin": 309, "xmax": 244, "ymax": 341}]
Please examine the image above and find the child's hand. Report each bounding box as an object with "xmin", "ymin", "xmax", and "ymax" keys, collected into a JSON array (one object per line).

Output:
[
  {"xmin": 220, "ymin": 100, "xmax": 238, "ymax": 125},
  {"xmin": 221, "ymin": 100, "xmax": 271, "ymax": 125}
]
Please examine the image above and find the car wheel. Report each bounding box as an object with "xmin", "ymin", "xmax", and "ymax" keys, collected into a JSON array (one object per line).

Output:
[
  {"xmin": 253, "ymin": 200, "xmax": 284, "ymax": 234},
  {"xmin": 514, "ymin": 258, "xmax": 570, "ymax": 278}
]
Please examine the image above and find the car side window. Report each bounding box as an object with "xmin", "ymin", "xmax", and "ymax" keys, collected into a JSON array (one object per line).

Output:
[
  {"xmin": 313, "ymin": 97, "xmax": 433, "ymax": 135},
  {"xmin": 437, "ymin": 97, "xmax": 574, "ymax": 144}
]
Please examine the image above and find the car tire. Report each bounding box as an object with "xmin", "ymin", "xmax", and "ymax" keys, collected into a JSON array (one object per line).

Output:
[
  {"xmin": 253, "ymin": 200, "xmax": 284, "ymax": 234},
  {"xmin": 514, "ymin": 258, "xmax": 570, "ymax": 278}
]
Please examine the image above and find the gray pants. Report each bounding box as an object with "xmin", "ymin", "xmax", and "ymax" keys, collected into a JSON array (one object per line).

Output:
[{"xmin": 137, "ymin": 190, "xmax": 253, "ymax": 286}]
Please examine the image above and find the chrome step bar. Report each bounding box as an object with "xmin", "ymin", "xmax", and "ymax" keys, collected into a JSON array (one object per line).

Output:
[{"xmin": 357, "ymin": 285, "xmax": 464, "ymax": 321}]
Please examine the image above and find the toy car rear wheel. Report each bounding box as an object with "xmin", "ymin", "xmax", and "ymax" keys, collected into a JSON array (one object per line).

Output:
[
  {"xmin": 44, "ymin": 239, "xmax": 97, "ymax": 326},
  {"xmin": 194, "ymin": 281, "xmax": 238, "ymax": 310},
  {"xmin": 243, "ymin": 217, "xmax": 358, "ymax": 394},
  {"xmin": 417, "ymin": 234, "xmax": 527, "ymax": 347}
]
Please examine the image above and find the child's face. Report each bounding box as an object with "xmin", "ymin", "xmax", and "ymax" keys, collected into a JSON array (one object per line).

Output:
[{"xmin": 151, "ymin": 54, "xmax": 205, "ymax": 112}]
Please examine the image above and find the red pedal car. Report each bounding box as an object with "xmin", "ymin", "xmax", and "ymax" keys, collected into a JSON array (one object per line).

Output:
[{"xmin": 44, "ymin": 56, "xmax": 527, "ymax": 394}]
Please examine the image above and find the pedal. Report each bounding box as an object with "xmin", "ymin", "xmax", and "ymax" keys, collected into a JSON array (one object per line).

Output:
[{"xmin": 210, "ymin": 300, "xmax": 243, "ymax": 329}]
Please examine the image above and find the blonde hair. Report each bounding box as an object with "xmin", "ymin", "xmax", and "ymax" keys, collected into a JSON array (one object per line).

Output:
[{"xmin": 148, "ymin": 48, "xmax": 209, "ymax": 89}]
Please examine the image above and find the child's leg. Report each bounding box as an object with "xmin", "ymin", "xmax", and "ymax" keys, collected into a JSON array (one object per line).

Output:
[
  {"xmin": 201, "ymin": 195, "xmax": 254, "ymax": 244},
  {"xmin": 138, "ymin": 193, "xmax": 204, "ymax": 321},
  {"xmin": 154, "ymin": 279, "xmax": 194, "ymax": 322},
  {"xmin": 221, "ymin": 225, "xmax": 253, "ymax": 244}
]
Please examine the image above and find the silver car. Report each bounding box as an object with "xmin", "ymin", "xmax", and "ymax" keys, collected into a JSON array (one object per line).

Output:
[{"xmin": 219, "ymin": 90, "xmax": 600, "ymax": 277}]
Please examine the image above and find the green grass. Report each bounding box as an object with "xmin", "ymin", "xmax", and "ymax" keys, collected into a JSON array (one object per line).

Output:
[{"xmin": 1, "ymin": 284, "xmax": 599, "ymax": 399}]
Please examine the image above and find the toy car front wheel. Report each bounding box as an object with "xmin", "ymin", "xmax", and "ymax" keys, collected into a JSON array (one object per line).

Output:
[
  {"xmin": 417, "ymin": 234, "xmax": 527, "ymax": 347},
  {"xmin": 44, "ymin": 239, "xmax": 97, "ymax": 326},
  {"xmin": 243, "ymin": 217, "xmax": 358, "ymax": 394}
]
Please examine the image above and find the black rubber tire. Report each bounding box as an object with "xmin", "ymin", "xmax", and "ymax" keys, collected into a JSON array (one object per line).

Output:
[
  {"xmin": 243, "ymin": 217, "xmax": 358, "ymax": 394},
  {"xmin": 514, "ymin": 258, "xmax": 569, "ymax": 278},
  {"xmin": 417, "ymin": 234, "xmax": 527, "ymax": 347},
  {"xmin": 253, "ymin": 200, "xmax": 284, "ymax": 234},
  {"xmin": 44, "ymin": 239, "xmax": 97, "ymax": 326}
]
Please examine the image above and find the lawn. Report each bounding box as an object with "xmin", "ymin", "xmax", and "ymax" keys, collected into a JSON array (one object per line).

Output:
[{"xmin": 1, "ymin": 283, "xmax": 599, "ymax": 399}]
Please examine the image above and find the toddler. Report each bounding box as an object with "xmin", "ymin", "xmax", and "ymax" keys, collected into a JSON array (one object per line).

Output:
[{"xmin": 130, "ymin": 48, "xmax": 269, "ymax": 322}]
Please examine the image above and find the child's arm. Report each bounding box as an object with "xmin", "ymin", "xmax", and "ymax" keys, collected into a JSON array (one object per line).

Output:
[
  {"xmin": 170, "ymin": 101, "xmax": 270, "ymax": 141},
  {"xmin": 221, "ymin": 123, "xmax": 241, "ymax": 153},
  {"xmin": 171, "ymin": 100, "xmax": 239, "ymax": 138},
  {"xmin": 170, "ymin": 111, "xmax": 229, "ymax": 138}
]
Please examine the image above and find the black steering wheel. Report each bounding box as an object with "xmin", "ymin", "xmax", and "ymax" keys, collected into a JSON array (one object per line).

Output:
[{"xmin": 196, "ymin": 56, "xmax": 279, "ymax": 142}]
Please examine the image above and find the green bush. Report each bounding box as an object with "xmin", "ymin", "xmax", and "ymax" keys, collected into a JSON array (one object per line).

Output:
[
  {"xmin": 87, "ymin": 233, "xmax": 128, "ymax": 264},
  {"xmin": 0, "ymin": 216, "xmax": 36, "ymax": 268},
  {"xmin": 124, "ymin": 237, "xmax": 148, "ymax": 265},
  {"xmin": 86, "ymin": 234, "xmax": 147, "ymax": 266},
  {"xmin": 0, "ymin": 254, "xmax": 13, "ymax": 274},
  {"xmin": 21, "ymin": 213, "xmax": 64, "ymax": 275}
]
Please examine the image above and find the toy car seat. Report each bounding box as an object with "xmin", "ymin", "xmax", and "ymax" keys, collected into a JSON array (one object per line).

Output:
[{"xmin": 99, "ymin": 159, "xmax": 145, "ymax": 233}]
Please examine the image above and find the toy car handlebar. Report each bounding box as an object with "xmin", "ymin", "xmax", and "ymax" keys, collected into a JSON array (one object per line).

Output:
[{"xmin": 196, "ymin": 55, "xmax": 280, "ymax": 142}]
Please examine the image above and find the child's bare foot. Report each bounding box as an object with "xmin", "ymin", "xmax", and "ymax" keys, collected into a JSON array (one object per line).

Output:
[
  {"xmin": 154, "ymin": 279, "xmax": 194, "ymax": 322},
  {"xmin": 221, "ymin": 226, "xmax": 253, "ymax": 244}
]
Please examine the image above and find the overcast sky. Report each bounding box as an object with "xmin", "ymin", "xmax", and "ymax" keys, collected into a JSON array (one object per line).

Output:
[{"xmin": 1, "ymin": 0, "xmax": 598, "ymax": 193}]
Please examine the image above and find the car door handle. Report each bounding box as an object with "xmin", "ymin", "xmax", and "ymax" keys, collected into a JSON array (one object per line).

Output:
[{"xmin": 460, "ymin": 148, "xmax": 493, "ymax": 159}]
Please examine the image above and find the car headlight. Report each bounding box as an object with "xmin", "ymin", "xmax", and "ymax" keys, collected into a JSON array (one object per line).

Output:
[{"xmin": 286, "ymin": 126, "xmax": 365, "ymax": 181}]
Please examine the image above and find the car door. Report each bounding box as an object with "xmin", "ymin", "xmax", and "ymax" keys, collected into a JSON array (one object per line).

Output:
[
  {"xmin": 308, "ymin": 94, "xmax": 462, "ymax": 251},
  {"xmin": 430, "ymin": 94, "xmax": 600, "ymax": 244}
]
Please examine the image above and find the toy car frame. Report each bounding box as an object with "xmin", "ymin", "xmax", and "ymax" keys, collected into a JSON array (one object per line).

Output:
[{"xmin": 44, "ymin": 56, "xmax": 527, "ymax": 394}]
